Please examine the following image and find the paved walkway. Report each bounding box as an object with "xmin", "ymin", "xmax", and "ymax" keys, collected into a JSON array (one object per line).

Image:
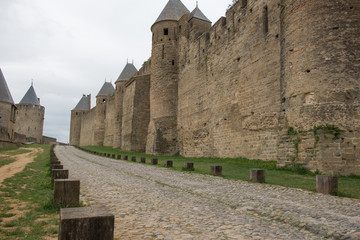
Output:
[{"xmin": 55, "ymin": 146, "xmax": 360, "ymax": 240}]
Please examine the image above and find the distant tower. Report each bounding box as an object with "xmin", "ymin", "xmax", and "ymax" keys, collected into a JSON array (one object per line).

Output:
[
  {"xmin": 94, "ymin": 82, "xmax": 115, "ymax": 146},
  {"xmin": 188, "ymin": 3, "xmax": 211, "ymax": 35},
  {"xmin": 146, "ymin": 0, "xmax": 190, "ymax": 155},
  {"xmin": 69, "ymin": 94, "xmax": 91, "ymax": 146},
  {"xmin": 0, "ymin": 68, "xmax": 16, "ymax": 141},
  {"xmin": 113, "ymin": 62, "xmax": 138, "ymax": 148},
  {"xmin": 14, "ymin": 83, "xmax": 45, "ymax": 143}
]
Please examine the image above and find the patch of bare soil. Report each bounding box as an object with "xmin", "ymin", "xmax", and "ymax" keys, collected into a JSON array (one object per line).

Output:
[{"xmin": 0, "ymin": 148, "xmax": 43, "ymax": 185}]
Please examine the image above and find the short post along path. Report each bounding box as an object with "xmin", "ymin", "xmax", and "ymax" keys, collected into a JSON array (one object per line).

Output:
[{"xmin": 55, "ymin": 146, "xmax": 360, "ymax": 240}]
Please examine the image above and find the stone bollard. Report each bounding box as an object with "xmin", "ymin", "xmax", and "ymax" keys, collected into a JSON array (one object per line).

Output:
[
  {"xmin": 51, "ymin": 164, "xmax": 63, "ymax": 170},
  {"xmin": 117, "ymin": 155, "xmax": 121, "ymax": 159},
  {"xmin": 123, "ymin": 155, "xmax": 128, "ymax": 160},
  {"xmin": 151, "ymin": 158, "xmax": 158, "ymax": 165},
  {"xmin": 51, "ymin": 169, "xmax": 69, "ymax": 184},
  {"xmin": 112, "ymin": 154, "xmax": 115, "ymax": 158},
  {"xmin": 184, "ymin": 162, "xmax": 194, "ymax": 171},
  {"xmin": 59, "ymin": 206, "xmax": 114, "ymax": 240},
  {"xmin": 316, "ymin": 175, "xmax": 338, "ymax": 195},
  {"xmin": 131, "ymin": 156, "xmax": 136, "ymax": 162},
  {"xmin": 54, "ymin": 179, "xmax": 80, "ymax": 208},
  {"xmin": 250, "ymin": 169, "xmax": 266, "ymax": 183},
  {"xmin": 140, "ymin": 157, "xmax": 146, "ymax": 163},
  {"xmin": 210, "ymin": 166, "xmax": 222, "ymax": 176},
  {"xmin": 165, "ymin": 160, "xmax": 173, "ymax": 168}
]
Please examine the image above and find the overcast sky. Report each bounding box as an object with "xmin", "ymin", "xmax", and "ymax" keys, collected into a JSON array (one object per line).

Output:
[{"xmin": 0, "ymin": 0, "xmax": 230, "ymax": 143}]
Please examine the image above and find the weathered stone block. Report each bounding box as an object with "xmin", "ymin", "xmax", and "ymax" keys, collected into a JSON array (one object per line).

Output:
[
  {"xmin": 51, "ymin": 164, "xmax": 63, "ymax": 170},
  {"xmin": 140, "ymin": 157, "xmax": 146, "ymax": 163},
  {"xmin": 210, "ymin": 166, "xmax": 222, "ymax": 176},
  {"xmin": 59, "ymin": 206, "xmax": 114, "ymax": 240},
  {"xmin": 123, "ymin": 155, "xmax": 128, "ymax": 160},
  {"xmin": 165, "ymin": 160, "xmax": 173, "ymax": 167},
  {"xmin": 151, "ymin": 158, "xmax": 158, "ymax": 165},
  {"xmin": 250, "ymin": 169, "xmax": 265, "ymax": 183},
  {"xmin": 184, "ymin": 162, "xmax": 194, "ymax": 171},
  {"xmin": 316, "ymin": 175, "xmax": 338, "ymax": 195},
  {"xmin": 54, "ymin": 179, "xmax": 80, "ymax": 208},
  {"xmin": 51, "ymin": 169, "xmax": 69, "ymax": 184},
  {"xmin": 131, "ymin": 156, "xmax": 136, "ymax": 162},
  {"xmin": 117, "ymin": 155, "xmax": 121, "ymax": 159}
]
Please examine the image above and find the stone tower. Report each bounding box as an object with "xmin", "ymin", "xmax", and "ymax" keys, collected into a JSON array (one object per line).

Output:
[
  {"xmin": 94, "ymin": 82, "xmax": 115, "ymax": 146},
  {"xmin": 69, "ymin": 94, "xmax": 91, "ymax": 146},
  {"xmin": 113, "ymin": 62, "xmax": 138, "ymax": 148},
  {"xmin": 188, "ymin": 3, "xmax": 211, "ymax": 35},
  {"xmin": 146, "ymin": 0, "xmax": 190, "ymax": 155},
  {"xmin": 14, "ymin": 83, "xmax": 45, "ymax": 143},
  {"xmin": 0, "ymin": 68, "xmax": 16, "ymax": 141}
]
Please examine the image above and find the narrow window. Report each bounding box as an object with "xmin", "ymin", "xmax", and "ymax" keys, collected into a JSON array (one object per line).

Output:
[
  {"xmin": 263, "ymin": 6, "xmax": 269, "ymax": 34},
  {"xmin": 162, "ymin": 45, "xmax": 165, "ymax": 59},
  {"xmin": 164, "ymin": 28, "xmax": 168, "ymax": 35},
  {"xmin": 172, "ymin": 60, "xmax": 175, "ymax": 65},
  {"xmin": 242, "ymin": 0, "xmax": 247, "ymax": 8}
]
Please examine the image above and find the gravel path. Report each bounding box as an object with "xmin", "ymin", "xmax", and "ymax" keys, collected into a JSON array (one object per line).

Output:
[{"xmin": 55, "ymin": 146, "xmax": 360, "ymax": 240}]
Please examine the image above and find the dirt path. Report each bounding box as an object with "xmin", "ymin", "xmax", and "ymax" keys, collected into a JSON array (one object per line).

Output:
[{"xmin": 0, "ymin": 148, "xmax": 43, "ymax": 185}]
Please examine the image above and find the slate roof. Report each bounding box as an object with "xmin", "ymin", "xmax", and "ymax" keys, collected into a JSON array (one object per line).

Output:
[
  {"xmin": 0, "ymin": 68, "xmax": 15, "ymax": 104},
  {"xmin": 153, "ymin": 0, "xmax": 190, "ymax": 26},
  {"xmin": 97, "ymin": 82, "xmax": 115, "ymax": 97},
  {"xmin": 115, "ymin": 63, "xmax": 138, "ymax": 83},
  {"xmin": 73, "ymin": 95, "xmax": 90, "ymax": 111},
  {"xmin": 19, "ymin": 85, "xmax": 40, "ymax": 105},
  {"xmin": 189, "ymin": 6, "xmax": 211, "ymax": 23}
]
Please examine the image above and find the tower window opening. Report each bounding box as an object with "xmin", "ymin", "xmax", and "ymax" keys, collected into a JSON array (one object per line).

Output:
[
  {"xmin": 242, "ymin": 0, "xmax": 247, "ymax": 8},
  {"xmin": 162, "ymin": 45, "xmax": 165, "ymax": 59},
  {"xmin": 164, "ymin": 28, "xmax": 169, "ymax": 35},
  {"xmin": 172, "ymin": 60, "xmax": 175, "ymax": 65},
  {"xmin": 263, "ymin": 6, "xmax": 269, "ymax": 35}
]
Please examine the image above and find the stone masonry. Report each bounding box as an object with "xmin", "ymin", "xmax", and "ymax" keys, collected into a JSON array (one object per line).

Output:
[{"xmin": 70, "ymin": 0, "xmax": 360, "ymax": 175}]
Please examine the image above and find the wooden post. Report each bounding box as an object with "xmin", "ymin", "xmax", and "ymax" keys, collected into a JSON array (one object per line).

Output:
[
  {"xmin": 250, "ymin": 169, "xmax": 266, "ymax": 183},
  {"xmin": 51, "ymin": 164, "xmax": 63, "ymax": 170},
  {"xmin": 51, "ymin": 169, "xmax": 69, "ymax": 184},
  {"xmin": 131, "ymin": 156, "xmax": 136, "ymax": 162},
  {"xmin": 151, "ymin": 158, "xmax": 158, "ymax": 165},
  {"xmin": 54, "ymin": 179, "xmax": 80, "ymax": 208},
  {"xmin": 184, "ymin": 162, "xmax": 194, "ymax": 171},
  {"xmin": 210, "ymin": 166, "xmax": 222, "ymax": 176},
  {"xmin": 165, "ymin": 160, "xmax": 173, "ymax": 168},
  {"xmin": 117, "ymin": 155, "xmax": 121, "ymax": 159},
  {"xmin": 123, "ymin": 155, "xmax": 128, "ymax": 160},
  {"xmin": 112, "ymin": 154, "xmax": 115, "ymax": 158},
  {"xmin": 316, "ymin": 175, "xmax": 338, "ymax": 195},
  {"xmin": 140, "ymin": 157, "xmax": 146, "ymax": 163},
  {"xmin": 59, "ymin": 206, "xmax": 114, "ymax": 240}
]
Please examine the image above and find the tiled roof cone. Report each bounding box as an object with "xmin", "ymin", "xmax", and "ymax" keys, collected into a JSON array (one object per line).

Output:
[
  {"xmin": 189, "ymin": 4, "xmax": 211, "ymax": 23},
  {"xmin": 116, "ymin": 63, "xmax": 138, "ymax": 83},
  {"xmin": 73, "ymin": 95, "xmax": 90, "ymax": 111},
  {"xmin": 0, "ymin": 68, "xmax": 15, "ymax": 104},
  {"xmin": 153, "ymin": 0, "xmax": 190, "ymax": 26},
  {"xmin": 19, "ymin": 84, "xmax": 41, "ymax": 105},
  {"xmin": 97, "ymin": 82, "xmax": 115, "ymax": 97}
]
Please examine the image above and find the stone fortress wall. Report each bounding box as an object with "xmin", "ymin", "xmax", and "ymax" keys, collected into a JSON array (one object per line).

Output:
[
  {"xmin": 14, "ymin": 104, "xmax": 44, "ymax": 143},
  {"xmin": 70, "ymin": 0, "xmax": 360, "ymax": 175}
]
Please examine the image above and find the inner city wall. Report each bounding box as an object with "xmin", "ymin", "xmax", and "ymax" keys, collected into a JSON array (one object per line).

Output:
[{"xmin": 70, "ymin": 0, "xmax": 360, "ymax": 175}]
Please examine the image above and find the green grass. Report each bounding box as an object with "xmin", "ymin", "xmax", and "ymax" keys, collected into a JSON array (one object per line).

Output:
[
  {"xmin": 82, "ymin": 146, "xmax": 360, "ymax": 199},
  {"xmin": 0, "ymin": 144, "xmax": 59, "ymax": 240}
]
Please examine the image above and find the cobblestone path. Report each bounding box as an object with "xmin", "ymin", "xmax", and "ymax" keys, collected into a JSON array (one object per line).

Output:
[{"xmin": 55, "ymin": 146, "xmax": 360, "ymax": 240}]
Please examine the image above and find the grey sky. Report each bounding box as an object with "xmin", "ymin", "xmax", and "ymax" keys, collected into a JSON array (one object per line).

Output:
[{"xmin": 0, "ymin": 0, "xmax": 230, "ymax": 143}]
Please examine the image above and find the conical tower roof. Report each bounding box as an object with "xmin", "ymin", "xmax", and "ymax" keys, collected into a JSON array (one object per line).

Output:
[
  {"xmin": 0, "ymin": 68, "xmax": 14, "ymax": 104},
  {"xmin": 115, "ymin": 63, "xmax": 138, "ymax": 83},
  {"xmin": 97, "ymin": 82, "xmax": 115, "ymax": 97},
  {"xmin": 153, "ymin": 0, "xmax": 190, "ymax": 27},
  {"xmin": 189, "ymin": 5, "xmax": 211, "ymax": 23},
  {"xmin": 73, "ymin": 95, "xmax": 90, "ymax": 111},
  {"xmin": 19, "ymin": 84, "xmax": 40, "ymax": 105}
]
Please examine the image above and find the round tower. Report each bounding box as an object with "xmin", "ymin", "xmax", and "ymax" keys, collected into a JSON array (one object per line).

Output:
[
  {"xmin": 0, "ymin": 68, "xmax": 16, "ymax": 141},
  {"xmin": 279, "ymin": 0, "xmax": 360, "ymax": 174},
  {"xmin": 14, "ymin": 84, "xmax": 44, "ymax": 143},
  {"xmin": 146, "ymin": 0, "xmax": 189, "ymax": 155},
  {"xmin": 70, "ymin": 94, "xmax": 91, "ymax": 146}
]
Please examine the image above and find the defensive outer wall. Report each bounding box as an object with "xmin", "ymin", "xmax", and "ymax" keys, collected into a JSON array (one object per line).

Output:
[{"xmin": 70, "ymin": 0, "xmax": 360, "ymax": 175}]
